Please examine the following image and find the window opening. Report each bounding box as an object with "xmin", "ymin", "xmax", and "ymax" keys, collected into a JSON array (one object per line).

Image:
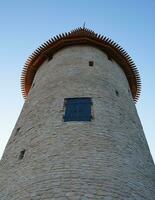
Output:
[
  {"xmin": 15, "ymin": 127, "xmax": 20, "ymax": 136},
  {"xmin": 89, "ymin": 61, "xmax": 94, "ymax": 66},
  {"xmin": 48, "ymin": 54, "xmax": 53, "ymax": 61},
  {"xmin": 32, "ymin": 83, "xmax": 35, "ymax": 88},
  {"xmin": 16, "ymin": 127, "xmax": 20, "ymax": 133},
  {"xmin": 64, "ymin": 98, "xmax": 92, "ymax": 122},
  {"xmin": 115, "ymin": 90, "xmax": 119, "ymax": 96},
  {"xmin": 107, "ymin": 54, "xmax": 112, "ymax": 61},
  {"xmin": 18, "ymin": 149, "xmax": 26, "ymax": 160}
]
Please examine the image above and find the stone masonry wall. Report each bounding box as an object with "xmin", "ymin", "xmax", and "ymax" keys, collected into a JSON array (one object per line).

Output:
[{"xmin": 0, "ymin": 46, "xmax": 155, "ymax": 199}]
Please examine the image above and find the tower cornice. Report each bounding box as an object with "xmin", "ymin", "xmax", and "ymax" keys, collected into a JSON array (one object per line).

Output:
[{"xmin": 21, "ymin": 27, "xmax": 141, "ymax": 102}]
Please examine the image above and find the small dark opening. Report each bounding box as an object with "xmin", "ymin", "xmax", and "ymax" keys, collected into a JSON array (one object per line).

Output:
[
  {"xmin": 15, "ymin": 127, "xmax": 20, "ymax": 136},
  {"xmin": 89, "ymin": 61, "xmax": 94, "ymax": 66},
  {"xmin": 18, "ymin": 149, "xmax": 26, "ymax": 160},
  {"xmin": 115, "ymin": 90, "xmax": 119, "ymax": 96},
  {"xmin": 17, "ymin": 127, "xmax": 20, "ymax": 132},
  {"xmin": 32, "ymin": 83, "xmax": 35, "ymax": 88},
  {"xmin": 107, "ymin": 54, "xmax": 112, "ymax": 61},
  {"xmin": 48, "ymin": 54, "xmax": 53, "ymax": 61}
]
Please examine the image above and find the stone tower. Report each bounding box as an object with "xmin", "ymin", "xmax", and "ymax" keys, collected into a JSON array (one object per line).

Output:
[{"xmin": 0, "ymin": 27, "xmax": 155, "ymax": 200}]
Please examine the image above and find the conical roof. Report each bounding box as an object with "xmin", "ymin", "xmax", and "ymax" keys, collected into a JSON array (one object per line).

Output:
[{"xmin": 21, "ymin": 27, "xmax": 141, "ymax": 102}]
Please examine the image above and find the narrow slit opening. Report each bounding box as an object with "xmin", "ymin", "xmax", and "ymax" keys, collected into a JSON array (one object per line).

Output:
[
  {"xmin": 89, "ymin": 61, "xmax": 94, "ymax": 66},
  {"xmin": 18, "ymin": 149, "xmax": 26, "ymax": 160},
  {"xmin": 115, "ymin": 90, "xmax": 119, "ymax": 96},
  {"xmin": 15, "ymin": 127, "xmax": 21, "ymax": 136},
  {"xmin": 48, "ymin": 54, "xmax": 53, "ymax": 61},
  {"xmin": 107, "ymin": 54, "xmax": 112, "ymax": 61}
]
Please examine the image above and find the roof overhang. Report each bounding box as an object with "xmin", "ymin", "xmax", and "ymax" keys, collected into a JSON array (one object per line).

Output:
[{"xmin": 21, "ymin": 27, "xmax": 141, "ymax": 102}]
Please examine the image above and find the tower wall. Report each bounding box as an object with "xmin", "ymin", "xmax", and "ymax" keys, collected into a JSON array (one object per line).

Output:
[{"xmin": 0, "ymin": 46, "xmax": 155, "ymax": 199}]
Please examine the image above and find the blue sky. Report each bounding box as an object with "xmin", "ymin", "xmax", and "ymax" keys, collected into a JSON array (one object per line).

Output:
[{"xmin": 0, "ymin": 0, "xmax": 155, "ymax": 161}]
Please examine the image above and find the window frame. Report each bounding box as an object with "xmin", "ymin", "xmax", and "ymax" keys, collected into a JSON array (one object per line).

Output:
[{"xmin": 63, "ymin": 97, "xmax": 93, "ymax": 122}]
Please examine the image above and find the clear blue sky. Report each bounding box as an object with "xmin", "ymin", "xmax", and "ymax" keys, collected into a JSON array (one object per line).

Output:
[{"xmin": 0, "ymin": 0, "xmax": 155, "ymax": 161}]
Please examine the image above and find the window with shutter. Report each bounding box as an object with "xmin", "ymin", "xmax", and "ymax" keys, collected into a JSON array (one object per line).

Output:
[{"xmin": 64, "ymin": 98, "xmax": 92, "ymax": 122}]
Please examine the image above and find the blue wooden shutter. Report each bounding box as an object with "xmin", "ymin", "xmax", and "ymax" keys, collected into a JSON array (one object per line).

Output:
[{"xmin": 64, "ymin": 98, "xmax": 92, "ymax": 122}]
